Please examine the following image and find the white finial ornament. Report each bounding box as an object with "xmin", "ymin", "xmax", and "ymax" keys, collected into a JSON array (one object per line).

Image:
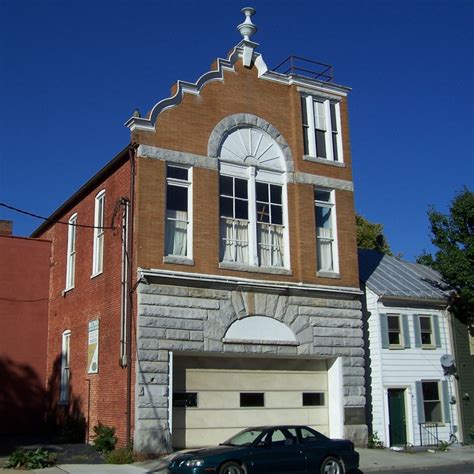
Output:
[{"xmin": 238, "ymin": 7, "xmax": 257, "ymax": 41}]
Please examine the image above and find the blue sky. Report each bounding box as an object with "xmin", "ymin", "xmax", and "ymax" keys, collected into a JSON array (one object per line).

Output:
[{"xmin": 1, "ymin": 0, "xmax": 472, "ymax": 261}]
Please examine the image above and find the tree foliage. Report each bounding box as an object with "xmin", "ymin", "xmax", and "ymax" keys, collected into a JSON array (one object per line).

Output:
[
  {"xmin": 356, "ymin": 214, "xmax": 392, "ymax": 255},
  {"xmin": 417, "ymin": 187, "xmax": 474, "ymax": 317}
]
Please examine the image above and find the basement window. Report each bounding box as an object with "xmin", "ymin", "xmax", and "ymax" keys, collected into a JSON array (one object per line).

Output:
[{"xmin": 240, "ymin": 392, "xmax": 264, "ymax": 407}]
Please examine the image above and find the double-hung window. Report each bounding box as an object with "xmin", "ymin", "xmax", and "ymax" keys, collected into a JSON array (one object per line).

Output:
[
  {"xmin": 301, "ymin": 95, "xmax": 343, "ymax": 162},
  {"xmin": 314, "ymin": 188, "xmax": 338, "ymax": 274},
  {"xmin": 65, "ymin": 214, "xmax": 77, "ymax": 290},
  {"xmin": 59, "ymin": 330, "xmax": 71, "ymax": 404},
  {"xmin": 219, "ymin": 170, "xmax": 286, "ymax": 269},
  {"xmin": 420, "ymin": 316, "xmax": 433, "ymax": 346},
  {"xmin": 165, "ymin": 165, "xmax": 192, "ymax": 258},
  {"xmin": 92, "ymin": 190, "xmax": 105, "ymax": 276},
  {"xmin": 388, "ymin": 314, "xmax": 402, "ymax": 347},
  {"xmin": 421, "ymin": 381, "xmax": 442, "ymax": 423},
  {"xmin": 220, "ymin": 175, "xmax": 249, "ymax": 264},
  {"xmin": 256, "ymin": 182, "xmax": 284, "ymax": 267}
]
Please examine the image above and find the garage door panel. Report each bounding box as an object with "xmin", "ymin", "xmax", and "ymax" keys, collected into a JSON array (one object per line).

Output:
[
  {"xmin": 183, "ymin": 369, "xmax": 327, "ymax": 392},
  {"xmin": 181, "ymin": 408, "xmax": 328, "ymax": 428}
]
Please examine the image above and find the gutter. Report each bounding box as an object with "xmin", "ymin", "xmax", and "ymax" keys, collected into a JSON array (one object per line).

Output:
[{"xmin": 379, "ymin": 294, "xmax": 448, "ymax": 307}]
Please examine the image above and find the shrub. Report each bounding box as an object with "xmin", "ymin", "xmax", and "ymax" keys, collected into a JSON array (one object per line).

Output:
[
  {"xmin": 469, "ymin": 426, "xmax": 474, "ymax": 440},
  {"xmin": 5, "ymin": 448, "xmax": 55, "ymax": 470},
  {"xmin": 105, "ymin": 447, "xmax": 134, "ymax": 464},
  {"xmin": 92, "ymin": 422, "xmax": 118, "ymax": 453},
  {"xmin": 367, "ymin": 431, "xmax": 384, "ymax": 449},
  {"xmin": 438, "ymin": 440, "xmax": 449, "ymax": 451}
]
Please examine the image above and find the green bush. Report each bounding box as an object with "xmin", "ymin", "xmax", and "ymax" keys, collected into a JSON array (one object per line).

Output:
[
  {"xmin": 5, "ymin": 448, "xmax": 55, "ymax": 470},
  {"xmin": 367, "ymin": 431, "xmax": 384, "ymax": 449},
  {"xmin": 438, "ymin": 440, "xmax": 449, "ymax": 451},
  {"xmin": 105, "ymin": 447, "xmax": 134, "ymax": 464},
  {"xmin": 92, "ymin": 422, "xmax": 118, "ymax": 453}
]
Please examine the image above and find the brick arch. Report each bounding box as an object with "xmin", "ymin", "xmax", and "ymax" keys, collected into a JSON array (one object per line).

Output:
[{"xmin": 207, "ymin": 113, "xmax": 294, "ymax": 171}]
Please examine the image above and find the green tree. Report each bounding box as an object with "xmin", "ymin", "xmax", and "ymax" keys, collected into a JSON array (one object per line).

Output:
[
  {"xmin": 356, "ymin": 214, "xmax": 392, "ymax": 255},
  {"xmin": 417, "ymin": 187, "xmax": 474, "ymax": 316}
]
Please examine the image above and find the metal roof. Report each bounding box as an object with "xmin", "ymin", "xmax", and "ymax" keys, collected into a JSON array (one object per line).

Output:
[{"xmin": 358, "ymin": 249, "xmax": 447, "ymax": 301}]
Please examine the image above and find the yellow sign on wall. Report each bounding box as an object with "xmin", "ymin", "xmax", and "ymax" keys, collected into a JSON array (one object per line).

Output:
[{"xmin": 88, "ymin": 319, "xmax": 99, "ymax": 374}]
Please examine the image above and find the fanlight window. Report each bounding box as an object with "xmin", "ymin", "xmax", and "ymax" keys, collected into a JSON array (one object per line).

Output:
[{"xmin": 218, "ymin": 126, "xmax": 288, "ymax": 269}]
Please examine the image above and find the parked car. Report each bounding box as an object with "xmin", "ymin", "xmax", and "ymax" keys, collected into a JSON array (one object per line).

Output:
[{"xmin": 154, "ymin": 425, "xmax": 359, "ymax": 473}]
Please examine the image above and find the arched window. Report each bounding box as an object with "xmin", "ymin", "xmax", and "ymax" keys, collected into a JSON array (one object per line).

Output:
[{"xmin": 217, "ymin": 124, "xmax": 290, "ymax": 270}]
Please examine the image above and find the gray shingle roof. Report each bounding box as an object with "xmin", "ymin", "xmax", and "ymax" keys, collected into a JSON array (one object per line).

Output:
[{"xmin": 358, "ymin": 249, "xmax": 447, "ymax": 301}]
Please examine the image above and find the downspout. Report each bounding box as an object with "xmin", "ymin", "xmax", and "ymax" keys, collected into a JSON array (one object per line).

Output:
[{"xmin": 126, "ymin": 145, "xmax": 137, "ymax": 447}]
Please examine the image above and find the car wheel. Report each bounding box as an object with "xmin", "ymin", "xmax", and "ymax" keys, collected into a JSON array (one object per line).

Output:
[
  {"xmin": 320, "ymin": 456, "xmax": 345, "ymax": 474},
  {"xmin": 219, "ymin": 461, "xmax": 245, "ymax": 474}
]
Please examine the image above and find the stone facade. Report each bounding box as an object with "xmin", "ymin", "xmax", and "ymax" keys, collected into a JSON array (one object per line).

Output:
[{"xmin": 134, "ymin": 278, "xmax": 366, "ymax": 452}]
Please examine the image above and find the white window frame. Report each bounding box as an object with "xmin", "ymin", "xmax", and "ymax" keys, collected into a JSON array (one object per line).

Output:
[
  {"xmin": 387, "ymin": 314, "xmax": 404, "ymax": 349},
  {"xmin": 165, "ymin": 164, "xmax": 193, "ymax": 260},
  {"xmin": 419, "ymin": 315, "xmax": 434, "ymax": 348},
  {"xmin": 302, "ymin": 95, "xmax": 343, "ymax": 163},
  {"xmin": 92, "ymin": 190, "xmax": 105, "ymax": 277},
  {"xmin": 314, "ymin": 188, "xmax": 339, "ymax": 275},
  {"xmin": 65, "ymin": 213, "xmax": 77, "ymax": 291},
  {"xmin": 59, "ymin": 330, "xmax": 71, "ymax": 405},
  {"xmin": 219, "ymin": 163, "xmax": 289, "ymax": 269}
]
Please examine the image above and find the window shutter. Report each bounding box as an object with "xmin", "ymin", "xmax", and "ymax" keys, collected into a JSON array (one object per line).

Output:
[
  {"xmin": 380, "ymin": 313, "xmax": 389, "ymax": 349},
  {"xmin": 413, "ymin": 314, "xmax": 422, "ymax": 347},
  {"xmin": 432, "ymin": 314, "xmax": 442, "ymax": 348},
  {"xmin": 402, "ymin": 314, "xmax": 411, "ymax": 348},
  {"xmin": 442, "ymin": 380, "xmax": 451, "ymax": 423},
  {"xmin": 415, "ymin": 381, "xmax": 425, "ymax": 423}
]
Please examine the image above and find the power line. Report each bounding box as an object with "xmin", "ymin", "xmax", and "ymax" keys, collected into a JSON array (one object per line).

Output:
[{"xmin": 0, "ymin": 202, "xmax": 115, "ymax": 230}]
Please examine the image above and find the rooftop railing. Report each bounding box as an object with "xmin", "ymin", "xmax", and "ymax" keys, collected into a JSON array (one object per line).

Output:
[{"xmin": 272, "ymin": 55, "xmax": 333, "ymax": 82}]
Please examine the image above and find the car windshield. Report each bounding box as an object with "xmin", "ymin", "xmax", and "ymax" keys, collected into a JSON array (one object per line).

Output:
[{"xmin": 222, "ymin": 428, "xmax": 266, "ymax": 447}]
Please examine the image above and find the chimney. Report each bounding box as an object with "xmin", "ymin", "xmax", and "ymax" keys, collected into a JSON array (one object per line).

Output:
[{"xmin": 0, "ymin": 220, "xmax": 13, "ymax": 236}]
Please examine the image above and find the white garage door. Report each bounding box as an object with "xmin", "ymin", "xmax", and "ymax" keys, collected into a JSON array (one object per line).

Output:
[{"xmin": 172, "ymin": 356, "xmax": 328, "ymax": 448}]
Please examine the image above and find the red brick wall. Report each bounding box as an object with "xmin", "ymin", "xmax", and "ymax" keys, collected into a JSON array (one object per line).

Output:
[
  {"xmin": 39, "ymin": 159, "xmax": 135, "ymax": 445},
  {"xmin": 134, "ymin": 60, "xmax": 359, "ymax": 288},
  {"xmin": 0, "ymin": 235, "xmax": 51, "ymax": 434}
]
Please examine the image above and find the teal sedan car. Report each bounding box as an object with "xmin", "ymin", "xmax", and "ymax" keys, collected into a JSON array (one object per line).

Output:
[{"xmin": 157, "ymin": 425, "xmax": 359, "ymax": 474}]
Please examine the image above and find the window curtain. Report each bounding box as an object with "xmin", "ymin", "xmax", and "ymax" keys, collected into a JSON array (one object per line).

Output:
[
  {"xmin": 220, "ymin": 218, "xmax": 248, "ymax": 264},
  {"xmin": 317, "ymin": 227, "xmax": 333, "ymax": 271},
  {"xmin": 258, "ymin": 224, "xmax": 284, "ymax": 267},
  {"xmin": 166, "ymin": 210, "xmax": 188, "ymax": 256}
]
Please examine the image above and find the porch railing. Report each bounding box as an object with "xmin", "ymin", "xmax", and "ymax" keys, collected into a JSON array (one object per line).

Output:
[{"xmin": 419, "ymin": 422, "xmax": 440, "ymax": 446}]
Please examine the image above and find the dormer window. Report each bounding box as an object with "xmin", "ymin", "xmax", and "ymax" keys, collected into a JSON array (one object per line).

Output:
[{"xmin": 301, "ymin": 95, "xmax": 343, "ymax": 162}]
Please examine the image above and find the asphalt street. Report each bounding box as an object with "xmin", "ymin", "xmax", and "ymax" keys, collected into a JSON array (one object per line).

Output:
[{"xmin": 364, "ymin": 462, "xmax": 474, "ymax": 474}]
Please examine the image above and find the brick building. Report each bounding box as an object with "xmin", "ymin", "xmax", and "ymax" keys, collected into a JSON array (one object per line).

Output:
[
  {"xmin": 32, "ymin": 8, "xmax": 367, "ymax": 452},
  {"xmin": 0, "ymin": 220, "xmax": 51, "ymax": 434}
]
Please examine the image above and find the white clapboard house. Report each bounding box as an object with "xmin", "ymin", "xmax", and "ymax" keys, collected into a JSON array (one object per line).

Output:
[{"xmin": 359, "ymin": 249, "xmax": 460, "ymax": 447}]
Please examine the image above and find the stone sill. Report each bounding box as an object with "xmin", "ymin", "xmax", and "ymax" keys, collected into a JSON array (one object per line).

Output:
[
  {"xmin": 303, "ymin": 155, "xmax": 345, "ymax": 167},
  {"xmin": 219, "ymin": 262, "xmax": 292, "ymax": 276},
  {"xmin": 317, "ymin": 271, "xmax": 341, "ymax": 279},
  {"xmin": 163, "ymin": 255, "xmax": 195, "ymax": 266}
]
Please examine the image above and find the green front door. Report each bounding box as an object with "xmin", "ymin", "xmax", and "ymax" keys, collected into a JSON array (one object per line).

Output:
[{"xmin": 388, "ymin": 388, "xmax": 407, "ymax": 446}]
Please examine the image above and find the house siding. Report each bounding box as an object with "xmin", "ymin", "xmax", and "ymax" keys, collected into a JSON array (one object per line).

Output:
[
  {"xmin": 365, "ymin": 288, "xmax": 459, "ymax": 446},
  {"xmin": 452, "ymin": 314, "xmax": 474, "ymax": 442}
]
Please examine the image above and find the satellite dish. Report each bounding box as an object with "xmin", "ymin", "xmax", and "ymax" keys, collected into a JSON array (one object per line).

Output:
[{"xmin": 440, "ymin": 354, "xmax": 455, "ymax": 369}]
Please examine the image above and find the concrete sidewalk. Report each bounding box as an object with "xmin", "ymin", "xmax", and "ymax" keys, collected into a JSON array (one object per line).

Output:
[
  {"xmin": 359, "ymin": 445, "xmax": 474, "ymax": 472},
  {"xmin": 1, "ymin": 445, "xmax": 473, "ymax": 473}
]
